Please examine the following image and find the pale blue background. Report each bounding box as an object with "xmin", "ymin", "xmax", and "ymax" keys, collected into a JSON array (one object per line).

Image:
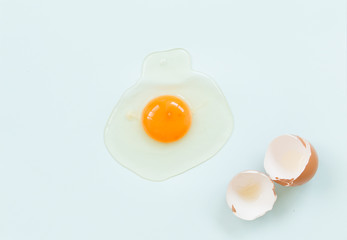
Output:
[{"xmin": 1, "ymin": 0, "xmax": 346, "ymax": 239}]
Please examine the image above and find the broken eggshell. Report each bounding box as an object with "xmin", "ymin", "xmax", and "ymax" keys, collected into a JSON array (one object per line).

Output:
[
  {"xmin": 226, "ymin": 170, "xmax": 277, "ymax": 221},
  {"xmin": 264, "ymin": 135, "xmax": 318, "ymax": 187}
]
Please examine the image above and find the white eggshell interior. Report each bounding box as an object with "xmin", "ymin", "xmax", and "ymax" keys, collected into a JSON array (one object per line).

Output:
[
  {"xmin": 264, "ymin": 135, "xmax": 311, "ymax": 181},
  {"xmin": 226, "ymin": 171, "xmax": 277, "ymax": 221},
  {"xmin": 104, "ymin": 49, "xmax": 234, "ymax": 181}
]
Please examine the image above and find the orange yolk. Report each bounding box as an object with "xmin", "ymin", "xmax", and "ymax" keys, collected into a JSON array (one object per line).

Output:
[{"xmin": 142, "ymin": 95, "xmax": 192, "ymax": 143}]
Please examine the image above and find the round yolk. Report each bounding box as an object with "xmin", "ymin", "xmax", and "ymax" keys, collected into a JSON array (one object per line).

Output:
[{"xmin": 142, "ymin": 95, "xmax": 192, "ymax": 143}]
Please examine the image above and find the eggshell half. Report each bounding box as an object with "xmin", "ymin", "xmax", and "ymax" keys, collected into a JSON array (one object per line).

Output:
[
  {"xmin": 226, "ymin": 170, "xmax": 277, "ymax": 221},
  {"xmin": 264, "ymin": 135, "xmax": 318, "ymax": 187}
]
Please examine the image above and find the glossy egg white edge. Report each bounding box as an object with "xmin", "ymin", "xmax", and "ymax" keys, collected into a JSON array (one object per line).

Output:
[
  {"xmin": 264, "ymin": 134, "xmax": 311, "ymax": 181},
  {"xmin": 104, "ymin": 49, "xmax": 234, "ymax": 181},
  {"xmin": 226, "ymin": 170, "xmax": 277, "ymax": 221}
]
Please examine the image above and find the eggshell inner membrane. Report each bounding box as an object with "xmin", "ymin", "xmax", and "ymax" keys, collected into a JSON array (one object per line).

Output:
[
  {"xmin": 226, "ymin": 171, "xmax": 277, "ymax": 221},
  {"xmin": 264, "ymin": 135, "xmax": 312, "ymax": 183}
]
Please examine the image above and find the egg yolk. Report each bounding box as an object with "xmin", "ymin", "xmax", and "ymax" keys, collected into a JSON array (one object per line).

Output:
[{"xmin": 142, "ymin": 95, "xmax": 192, "ymax": 143}]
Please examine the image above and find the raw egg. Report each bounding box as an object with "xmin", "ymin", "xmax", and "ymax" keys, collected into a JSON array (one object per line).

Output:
[
  {"xmin": 264, "ymin": 134, "xmax": 318, "ymax": 186},
  {"xmin": 104, "ymin": 49, "xmax": 233, "ymax": 181}
]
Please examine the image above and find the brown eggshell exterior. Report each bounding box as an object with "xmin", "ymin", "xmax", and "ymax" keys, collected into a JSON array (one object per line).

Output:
[
  {"xmin": 232, "ymin": 205, "xmax": 236, "ymax": 213},
  {"xmin": 274, "ymin": 138, "xmax": 318, "ymax": 187}
]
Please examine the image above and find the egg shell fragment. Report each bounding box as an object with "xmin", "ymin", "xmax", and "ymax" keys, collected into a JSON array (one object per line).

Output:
[
  {"xmin": 226, "ymin": 170, "xmax": 277, "ymax": 221},
  {"xmin": 264, "ymin": 135, "xmax": 318, "ymax": 187}
]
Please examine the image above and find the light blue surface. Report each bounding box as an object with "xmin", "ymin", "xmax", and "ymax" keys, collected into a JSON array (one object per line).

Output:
[{"xmin": 0, "ymin": 0, "xmax": 346, "ymax": 239}]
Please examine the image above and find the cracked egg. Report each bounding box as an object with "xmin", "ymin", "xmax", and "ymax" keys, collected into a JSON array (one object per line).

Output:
[{"xmin": 226, "ymin": 134, "xmax": 318, "ymax": 220}]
